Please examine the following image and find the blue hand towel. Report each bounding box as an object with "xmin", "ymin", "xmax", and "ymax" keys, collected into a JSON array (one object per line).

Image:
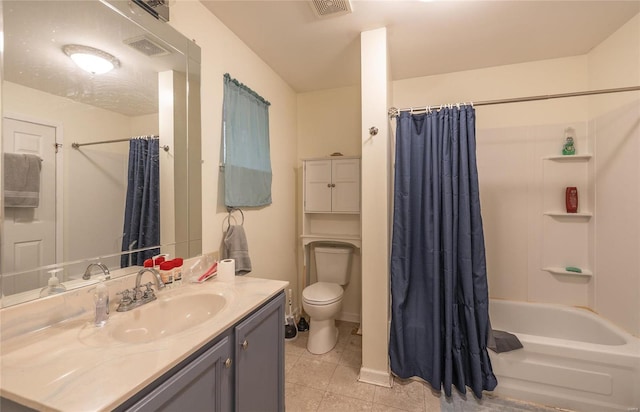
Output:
[
  {"xmin": 3, "ymin": 153, "xmax": 41, "ymax": 207},
  {"xmin": 222, "ymin": 225, "xmax": 252, "ymax": 275}
]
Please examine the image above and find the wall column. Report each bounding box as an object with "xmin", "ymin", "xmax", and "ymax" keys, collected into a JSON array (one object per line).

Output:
[{"xmin": 359, "ymin": 27, "xmax": 392, "ymax": 387}]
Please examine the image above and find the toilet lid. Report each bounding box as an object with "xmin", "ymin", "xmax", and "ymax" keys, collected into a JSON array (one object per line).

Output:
[{"xmin": 303, "ymin": 282, "xmax": 343, "ymax": 305}]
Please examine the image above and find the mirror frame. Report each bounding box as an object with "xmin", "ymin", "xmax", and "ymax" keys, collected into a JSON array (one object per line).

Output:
[{"xmin": 0, "ymin": 0, "xmax": 202, "ymax": 306}]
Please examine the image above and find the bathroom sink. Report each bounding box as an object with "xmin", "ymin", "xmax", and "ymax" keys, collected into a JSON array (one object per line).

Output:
[{"xmin": 111, "ymin": 292, "xmax": 227, "ymax": 344}]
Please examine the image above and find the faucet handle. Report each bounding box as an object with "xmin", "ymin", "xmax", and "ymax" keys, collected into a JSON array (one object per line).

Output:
[
  {"xmin": 117, "ymin": 289, "xmax": 133, "ymax": 303},
  {"xmin": 132, "ymin": 288, "xmax": 143, "ymax": 301},
  {"xmin": 143, "ymin": 282, "xmax": 156, "ymax": 299}
]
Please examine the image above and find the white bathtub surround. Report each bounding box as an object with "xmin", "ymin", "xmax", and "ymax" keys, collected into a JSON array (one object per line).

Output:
[
  {"xmin": 488, "ymin": 299, "xmax": 640, "ymax": 412},
  {"xmin": 0, "ymin": 275, "xmax": 287, "ymax": 411}
]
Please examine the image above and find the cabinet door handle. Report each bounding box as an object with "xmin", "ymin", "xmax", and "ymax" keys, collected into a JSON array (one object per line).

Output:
[
  {"xmin": 327, "ymin": 183, "xmax": 332, "ymax": 188},
  {"xmin": 224, "ymin": 358, "xmax": 232, "ymax": 368},
  {"xmin": 331, "ymin": 183, "xmax": 336, "ymax": 187},
  {"xmin": 241, "ymin": 340, "xmax": 248, "ymax": 350}
]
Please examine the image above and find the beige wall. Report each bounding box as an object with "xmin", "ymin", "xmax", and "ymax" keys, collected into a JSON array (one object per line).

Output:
[
  {"xmin": 169, "ymin": 1, "xmax": 299, "ymax": 291},
  {"xmin": 588, "ymin": 13, "xmax": 640, "ymax": 336},
  {"xmin": 297, "ymin": 86, "xmax": 362, "ymax": 160}
]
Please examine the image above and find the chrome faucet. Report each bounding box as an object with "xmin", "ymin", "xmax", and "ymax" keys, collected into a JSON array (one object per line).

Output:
[
  {"xmin": 135, "ymin": 267, "xmax": 165, "ymax": 294},
  {"xmin": 116, "ymin": 268, "xmax": 165, "ymax": 312},
  {"xmin": 83, "ymin": 262, "xmax": 110, "ymax": 280}
]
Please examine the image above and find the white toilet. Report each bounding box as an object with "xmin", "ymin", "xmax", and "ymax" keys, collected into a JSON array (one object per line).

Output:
[{"xmin": 302, "ymin": 245, "xmax": 353, "ymax": 354}]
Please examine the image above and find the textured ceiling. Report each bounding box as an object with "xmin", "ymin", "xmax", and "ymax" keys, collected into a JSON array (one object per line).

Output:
[
  {"xmin": 3, "ymin": 1, "xmax": 185, "ymax": 117},
  {"xmin": 201, "ymin": 0, "xmax": 640, "ymax": 93}
]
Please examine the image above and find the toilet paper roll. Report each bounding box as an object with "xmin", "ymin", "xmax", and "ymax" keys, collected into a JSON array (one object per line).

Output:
[{"xmin": 218, "ymin": 259, "xmax": 235, "ymax": 281}]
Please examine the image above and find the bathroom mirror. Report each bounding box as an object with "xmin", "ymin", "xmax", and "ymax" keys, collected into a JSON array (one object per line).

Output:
[{"xmin": 0, "ymin": 0, "xmax": 202, "ymax": 306}]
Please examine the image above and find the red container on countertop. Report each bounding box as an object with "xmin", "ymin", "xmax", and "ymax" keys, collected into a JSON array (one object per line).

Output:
[
  {"xmin": 159, "ymin": 260, "xmax": 174, "ymax": 285},
  {"xmin": 566, "ymin": 187, "xmax": 578, "ymax": 213}
]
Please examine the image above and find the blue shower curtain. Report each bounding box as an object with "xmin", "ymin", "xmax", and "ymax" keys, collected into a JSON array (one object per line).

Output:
[
  {"xmin": 120, "ymin": 137, "xmax": 160, "ymax": 267},
  {"xmin": 389, "ymin": 106, "xmax": 497, "ymax": 398}
]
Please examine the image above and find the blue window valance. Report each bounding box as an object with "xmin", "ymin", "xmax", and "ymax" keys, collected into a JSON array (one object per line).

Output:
[{"xmin": 222, "ymin": 73, "xmax": 272, "ymax": 207}]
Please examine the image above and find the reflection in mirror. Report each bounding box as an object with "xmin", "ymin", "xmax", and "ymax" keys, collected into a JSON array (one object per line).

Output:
[{"xmin": 1, "ymin": 0, "xmax": 201, "ymax": 306}]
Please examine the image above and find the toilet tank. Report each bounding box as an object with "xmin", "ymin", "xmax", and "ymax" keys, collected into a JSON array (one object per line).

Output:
[{"xmin": 314, "ymin": 246, "xmax": 353, "ymax": 285}]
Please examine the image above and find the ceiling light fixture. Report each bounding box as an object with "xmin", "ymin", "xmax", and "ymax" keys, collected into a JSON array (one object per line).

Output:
[{"xmin": 62, "ymin": 44, "xmax": 120, "ymax": 75}]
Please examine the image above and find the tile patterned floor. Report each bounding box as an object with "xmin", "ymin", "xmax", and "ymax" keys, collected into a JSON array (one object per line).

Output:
[{"xmin": 284, "ymin": 321, "xmax": 571, "ymax": 412}]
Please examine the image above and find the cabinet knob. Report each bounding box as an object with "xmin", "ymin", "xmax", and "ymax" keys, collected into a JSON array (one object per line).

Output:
[
  {"xmin": 331, "ymin": 183, "xmax": 336, "ymax": 188},
  {"xmin": 241, "ymin": 340, "xmax": 248, "ymax": 350},
  {"xmin": 224, "ymin": 358, "xmax": 232, "ymax": 369},
  {"xmin": 327, "ymin": 183, "xmax": 332, "ymax": 188}
]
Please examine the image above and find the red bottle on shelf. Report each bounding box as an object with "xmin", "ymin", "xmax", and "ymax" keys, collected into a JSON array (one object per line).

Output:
[{"xmin": 566, "ymin": 187, "xmax": 578, "ymax": 213}]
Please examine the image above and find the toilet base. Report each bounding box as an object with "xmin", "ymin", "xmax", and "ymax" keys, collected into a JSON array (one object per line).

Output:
[{"xmin": 307, "ymin": 318, "xmax": 339, "ymax": 354}]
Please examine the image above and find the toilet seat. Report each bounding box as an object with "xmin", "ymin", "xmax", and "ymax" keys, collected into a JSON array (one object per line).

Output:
[{"xmin": 302, "ymin": 282, "xmax": 343, "ymax": 305}]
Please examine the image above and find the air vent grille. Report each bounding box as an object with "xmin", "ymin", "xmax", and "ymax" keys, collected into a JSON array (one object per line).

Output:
[
  {"xmin": 309, "ymin": 0, "xmax": 352, "ymax": 18},
  {"xmin": 123, "ymin": 35, "xmax": 171, "ymax": 57}
]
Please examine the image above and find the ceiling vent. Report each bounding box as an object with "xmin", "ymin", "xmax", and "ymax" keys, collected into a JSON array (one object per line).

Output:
[
  {"xmin": 309, "ymin": 0, "xmax": 353, "ymax": 19},
  {"xmin": 123, "ymin": 35, "xmax": 171, "ymax": 57}
]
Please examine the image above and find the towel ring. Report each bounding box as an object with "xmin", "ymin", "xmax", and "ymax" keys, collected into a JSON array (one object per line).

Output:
[{"xmin": 224, "ymin": 207, "xmax": 244, "ymax": 232}]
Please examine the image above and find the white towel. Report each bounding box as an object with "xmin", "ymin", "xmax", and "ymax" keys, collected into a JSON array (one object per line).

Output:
[
  {"xmin": 3, "ymin": 153, "xmax": 41, "ymax": 208},
  {"xmin": 222, "ymin": 225, "xmax": 252, "ymax": 275}
]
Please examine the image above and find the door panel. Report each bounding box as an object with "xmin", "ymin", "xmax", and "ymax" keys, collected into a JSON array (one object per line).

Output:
[{"xmin": 2, "ymin": 118, "xmax": 57, "ymax": 293}]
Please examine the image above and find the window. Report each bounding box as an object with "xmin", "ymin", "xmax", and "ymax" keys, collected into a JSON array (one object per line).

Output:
[{"xmin": 222, "ymin": 73, "xmax": 272, "ymax": 207}]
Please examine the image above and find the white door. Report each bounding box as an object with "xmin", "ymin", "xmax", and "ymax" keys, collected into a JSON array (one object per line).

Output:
[{"xmin": 2, "ymin": 117, "xmax": 57, "ymax": 294}]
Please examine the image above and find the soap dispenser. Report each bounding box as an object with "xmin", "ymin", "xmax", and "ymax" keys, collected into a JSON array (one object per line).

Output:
[
  {"xmin": 39, "ymin": 269, "xmax": 67, "ymax": 297},
  {"xmin": 94, "ymin": 276, "xmax": 109, "ymax": 327}
]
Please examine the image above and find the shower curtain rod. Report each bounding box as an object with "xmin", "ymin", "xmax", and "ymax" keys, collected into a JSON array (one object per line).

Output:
[
  {"xmin": 71, "ymin": 136, "xmax": 169, "ymax": 152},
  {"xmin": 388, "ymin": 85, "xmax": 640, "ymax": 117}
]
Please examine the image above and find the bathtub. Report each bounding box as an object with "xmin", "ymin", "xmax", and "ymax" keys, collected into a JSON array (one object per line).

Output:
[{"xmin": 488, "ymin": 299, "xmax": 640, "ymax": 412}]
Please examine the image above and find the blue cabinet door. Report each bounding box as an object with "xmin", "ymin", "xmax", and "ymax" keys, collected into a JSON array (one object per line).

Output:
[
  {"xmin": 127, "ymin": 336, "xmax": 233, "ymax": 412},
  {"xmin": 234, "ymin": 293, "xmax": 285, "ymax": 412}
]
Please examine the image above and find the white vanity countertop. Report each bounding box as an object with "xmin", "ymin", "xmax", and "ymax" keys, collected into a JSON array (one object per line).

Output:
[{"xmin": 0, "ymin": 276, "xmax": 288, "ymax": 412}]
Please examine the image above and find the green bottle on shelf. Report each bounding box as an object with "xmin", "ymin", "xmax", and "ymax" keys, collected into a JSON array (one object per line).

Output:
[{"xmin": 562, "ymin": 128, "xmax": 576, "ymax": 155}]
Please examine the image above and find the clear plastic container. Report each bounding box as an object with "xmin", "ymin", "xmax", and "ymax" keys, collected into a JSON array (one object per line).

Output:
[{"xmin": 94, "ymin": 277, "xmax": 109, "ymax": 327}]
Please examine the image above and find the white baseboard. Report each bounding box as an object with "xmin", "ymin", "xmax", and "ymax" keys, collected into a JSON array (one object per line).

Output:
[
  {"xmin": 358, "ymin": 367, "xmax": 392, "ymax": 387},
  {"xmin": 337, "ymin": 311, "xmax": 360, "ymax": 324}
]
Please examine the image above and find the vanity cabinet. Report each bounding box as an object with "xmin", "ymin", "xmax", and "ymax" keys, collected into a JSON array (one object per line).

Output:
[
  {"xmin": 304, "ymin": 158, "xmax": 360, "ymax": 213},
  {"xmin": 119, "ymin": 292, "xmax": 284, "ymax": 412}
]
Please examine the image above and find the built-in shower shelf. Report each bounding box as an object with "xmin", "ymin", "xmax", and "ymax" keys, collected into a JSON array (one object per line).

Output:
[
  {"xmin": 543, "ymin": 267, "xmax": 593, "ymax": 277},
  {"xmin": 543, "ymin": 154, "xmax": 593, "ymax": 161},
  {"xmin": 544, "ymin": 212, "xmax": 593, "ymax": 218}
]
